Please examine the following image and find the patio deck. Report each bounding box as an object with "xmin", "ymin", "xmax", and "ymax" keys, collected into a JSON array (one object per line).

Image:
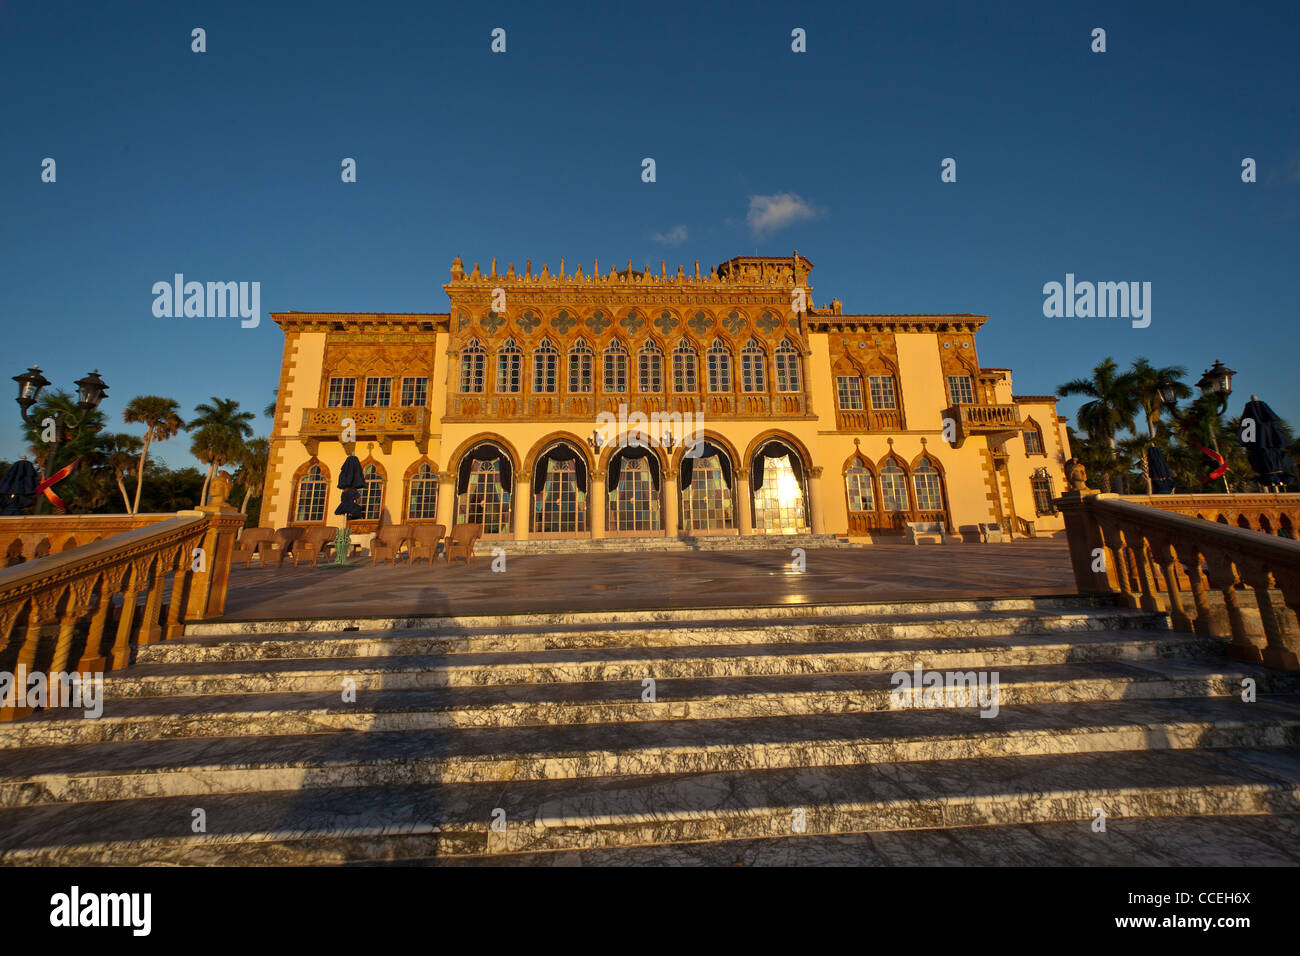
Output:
[{"xmin": 219, "ymin": 540, "xmax": 1077, "ymax": 622}]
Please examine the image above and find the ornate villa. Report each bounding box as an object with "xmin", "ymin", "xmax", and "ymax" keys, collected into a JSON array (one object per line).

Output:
[{"xmin": 260, "ymin": 254, "xmax": 1070, "ymax": 542}]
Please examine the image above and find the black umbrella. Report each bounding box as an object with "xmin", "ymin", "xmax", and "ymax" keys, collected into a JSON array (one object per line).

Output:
[
  {"xmin": 1240, "ymin": 395, "xmax": 1294, "ymax": 488},
  {"xmin": 1145, "ymin": 445, "xmax": 1176, "ymax": 494},
  {"xmin": 334, "ymin": 454, "xmax": 366, "ymax": 519},
  {"xmin": 0, "ymin": 458, "xmax": 39, "ymax": 515}
]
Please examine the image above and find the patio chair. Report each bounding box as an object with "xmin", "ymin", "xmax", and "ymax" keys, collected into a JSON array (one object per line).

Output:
[
  {"xmin": 272, "ymin": 527, "xmax": 306, "ymax": 568},
  {"xmin": 232, "ymin": 527, "xmax": 277, "ymax": 568},
  {"xmin": 445, "ymin": 523, "xmax": 483, "ymax": 565},
  {"xmin": 370, "ymin": 524, "xmax": 411, "ymax": 565},
  {"xmin": 409, "ymin": 524, "xmax": 447, "ymax": 564},
  {"xmin": 294, "ymin": 526, "xmax": 339, "ymax": 567}
]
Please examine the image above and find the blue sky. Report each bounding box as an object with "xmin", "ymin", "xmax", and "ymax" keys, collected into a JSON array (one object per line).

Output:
[{"xmin": 2, "ymin": 0, "xmax": 1297, "ymax": 467}]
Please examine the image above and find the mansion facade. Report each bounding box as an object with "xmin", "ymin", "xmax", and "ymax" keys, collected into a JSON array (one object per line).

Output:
[{"xmin": 260, "ymin": 254, "xmax": 1070, "ymax": 543}]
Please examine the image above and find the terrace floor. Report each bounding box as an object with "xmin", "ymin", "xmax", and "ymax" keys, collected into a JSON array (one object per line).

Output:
[{"xmin": 220, "ymin": 539, "xmax": 1077, "ymax": 622}]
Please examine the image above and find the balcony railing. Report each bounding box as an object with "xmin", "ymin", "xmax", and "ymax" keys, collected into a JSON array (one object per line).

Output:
[
  {"xmin": 448, "ymin": 393, "xmax": 809, "ymax": 420},
  {"xmin": 1056, "ymin": 492, "xmax": 1300, "ymax": 670},
  {"xmin": 0, "ymin": 508, "xmax": 245, "ymax": 720},
  {"xmin": 299, "ymin": 406, "xmax": 431, "ymax": 454}
]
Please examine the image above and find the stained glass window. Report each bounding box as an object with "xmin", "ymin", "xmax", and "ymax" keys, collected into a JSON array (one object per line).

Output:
[
  {"xmin": 568, "ymin": 340, "xmax": 593, "ymax": 393},
  {"xmin": 837, "ymin": 376, "xmax": 864, "ymax": 410},
  {"xmin": 326, "ymin": 377, "xmax": 356, "ymax": 408},
  {"xmin": 604, "ymin": 340, "xmax": 628, "ymax": 393},
  {"xmin": 881, "ymin": 460, "xmax": 910, "ymax": 512},
  {"xmin": 846, "ymin": 465, "xmax": 874, "ymax": 511},
  {"xmin": 681, "ymin": 454, "xmax": 734, "ymax": 531},
  {"xmin": 408, "ymin": 463, "xmax": 438, "ymax": 519},
  {"xmin": 496, "ymin": 338, "xmax": 522, "ymax": 393},
  {"xmin": 707, "ymin": 340, "xmax": 732, "ymax": 393},
  {"xmin": 752, "ymin": 454, "xmax": 807, "ymax": 533},
  {"xmin": 639, "ymin": 341, "xmax": 663, "ymax": 393},
  {"xmin": 608, "ymin": 457, "xmax": 659, "ymax": 531},
  {"xmin": 741, "ymin": 339, "xmax": 767, "ymax": 392},
  {"xmin": 363, "ymin": 377, "xmax": 391, "ymax": 408},
  {"xmin": 913, "ymin": 458, "xmax": 943, "ymax": 511},
  {"xmin": 295, "ymin": 465, "xmax": 327, "ymax": 522},
  {"xmin": 534, "ymin": 458, "xmax": 586, "ymax": 533},
  {"xmin": 533, "ymin": 338, "xmax": 559, "ymax": 393},
  {"xmin": 457, "ymin": 458, "xmax": 511, "ymax": 534},
  {"xmin": 775, "ymin": 340, "xmax": 801, "ymax": 392},
  {"xmin": 400, "ymin": 377, "xmax": 428, "ymax": 407},
  {"xmin": 869, "ymin": 375, "xmax": 897, "ymax": 409},
  {"xmin": 672, "ymin": 339, "xmax": 697, "ymax": 393},
  {"xmin": 361, "ymin": 464, "xmax": 384, "ymax": 520},
  {"xmin": 459, "ymin": 340, "xmax": 486, "ymax": 393}
]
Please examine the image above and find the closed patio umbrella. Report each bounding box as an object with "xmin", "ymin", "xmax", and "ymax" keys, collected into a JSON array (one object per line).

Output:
[
  {"xmin": 1240, "ymin": 395, "xmax": 1294, "ymax": 489},
  {"xmin": 1145, "ymin": 445, "xmax": 1176, "ymax": 494},
  {"xmin": 0, "ymin": 458, "xmax": 39, "ymax": 515}
]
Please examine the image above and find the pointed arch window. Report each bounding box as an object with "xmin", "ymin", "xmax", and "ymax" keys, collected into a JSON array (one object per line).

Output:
[
  {"xmin": 741, "ymin": 338, "xmax": 767, "ymax": 393},
  {"xmin": 638, "ymin": 340, "xmax": 663, "ymax": 393},
  {"xmin": 361, "ymin": 464, "xmax": 384, "ymax": 521},
  {"xmin": 533, "ymin": 338, "xmax": 559, "ymax": 393},
  {"xmin": 568, "ymin": 339, "xmax": 593, "ymax": 393},
  {"xmin": 459, "ymin": 338, "xmax": 486, "ymax": 393},
  {"xmin": 496, "ymin": 338, "xmax": 522, "ymax": 393},
  {"xmin": 774, "ymin": 339, "xmax": 801, "ymax": 392},
  {"xmin": 295, "ymin": 465, "xmax": 327, "ymax": 522},
  {"xmin": 603, "ymin": 340, "xmax": 629, "ymax": 393},
  {"xmin": 880, "ymin": 460, "xmax": 910, "ymax": 512},
  {"xmin": 836, "ymin": 375, "xmax": 864, "ymax": 410},
  {"xmin": 672, "ymin": 339, "xmax": 698, "ymax": 393},
  {"xmin": 1024, "ymin": 422, "xmax": 1045, "ymax": 456},
  {"xmin": 707, "ymin": 339, "xmax": 732, "ymax": 393},
  {"xmin": 913, "ymin": 457, "xmax": 943, "ymax": 512},
  {"xmin": 407, "ymin": 463, "xmax": 439, "ymax": 519},
  {"xmin": 845, "ymin": 463, "xmax": 874, "ymax": 511}
]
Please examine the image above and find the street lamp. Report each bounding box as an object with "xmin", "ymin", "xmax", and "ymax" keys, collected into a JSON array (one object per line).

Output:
[
  {"xmin": 9, "ymin": 365, "xmax": 110, "ymax": 512},
  {"xmin": 1156, "ymin": 374, "xmax": 1181, "ymax": 414},
  {"xmin": 13, "ymin": 366, "xmax": 51, "ymax": 421},
  {"xmin": 1194, "ymin": 360, "xmax": 1235, "ymax": 494},
  {"xmin": 74, "ymin": 369, "xmax": 109, "ymax": 411}
]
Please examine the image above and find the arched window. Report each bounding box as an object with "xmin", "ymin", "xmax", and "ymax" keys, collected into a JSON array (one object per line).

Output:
[
  {"xmin": 672, "ymin": 339, "xmax": 698, "ymax": 393},
  {"xmin": 533, "ymin": 338, "xmax": 559, "ymax": 393},
  {"xmin": 1024, "ymin": 422, "xmax": 1045, "ymax": 455},
  {"xmin": 456, "ymin": 444, "xmax": 512, "ymax": 535},
  {"xmin": 603, "ymin": 340, "xmax": 628, "ymax": 393},
  {"xmin": 741, "ymin": 338, "xmax": 767, "ymax": 393},
  {"xmin": 568, "ymin": 339, "xmax": 593, "ymax": 393},
  {"xmin": 707, "ymin": 339, "xmax": 732, "ymax": 393},
  {"xmin": 496, "ymin": 338, "xmax": 522, "ymax": 393},
  {"xmin": 913, "ymin": 457, "xmax": 943, "ymax": 512},
  {"xmin": 752, "ymin": 448, "xmax": 807, "ymax": 533},
  {"xmin": 775, "ymin": 340, "xmax": 801, "ymax": 392},
  {"xmin": 638, "ymin": 340, "xmax": 663, "ymax": 393},
  {"xmin": 880, "ymin": 460, "xmax": 910, "ymax": 512},
  {"xmin": 681, "ymin": 445, "xmax": 734, "ymax": 531},
  {"xmin": 407, "ymin": 463, "xmax": 438, "ymax": 519},
  {"xmin": 532, "ymin": 443, "xmax": 587, "ymax": 534},
  {"xmin": 361, "ymin": 464, "xmax": 384, "ymax": 521},
  {"xmin": 295, "ymin": 465, "xmax": 327, "ymax": 522},
  {"xmin": 459, "ymin": 338, "xmax": 486, "ymax": 393},
  {"xmin": 846, "ymin": 463, "xmax": 874, "ymax": 511},
  {"xmin": 607, "ymin": 451, "xmax": 660, "ymax": 532}
]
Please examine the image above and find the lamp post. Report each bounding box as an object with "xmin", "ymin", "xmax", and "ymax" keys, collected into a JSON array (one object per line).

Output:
[
  {"xmin": 1195, "ymin": 360, "xmax": 1235, "ymax": 494},
  {"xmin": 11, "ymin": 366, "xmax": 109, "ymax": 511}
]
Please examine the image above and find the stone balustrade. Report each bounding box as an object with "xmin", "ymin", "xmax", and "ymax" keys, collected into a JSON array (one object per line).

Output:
[
  {"xmin": 1057, "ymin": 492, "xmax": 1300, "ymax": 670},
  {"xmin": 1120, "ymin": 493, "xmax": 1298, "ymax": 538},
  {"xmin": 0, "ymin": 508, "xmax": 244, "ymax": 721}
]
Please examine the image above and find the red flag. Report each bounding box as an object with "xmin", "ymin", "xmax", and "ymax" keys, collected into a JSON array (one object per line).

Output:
[
  {"xmin": 1200, "ymin": 446, "xmax": 1228, "ymax": 484},
  {"xmin": 35, "ymin": 458, "xmax": 79, "ymax": 513}
]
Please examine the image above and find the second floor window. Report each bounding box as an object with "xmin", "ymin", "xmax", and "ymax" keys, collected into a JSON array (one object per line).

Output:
[
  {"xmin": 775, "ymin": 340, "xmax": 801, "ymax": 392},
  {"xmin": 533, "ymin": 339, "xmax": 559, "ymax": 393},
  {"xmin": 948, "ymin": 375, "xmax": 975, "ymax": 405},
  {"xmin": 868, "ymin": 375, "xmax": 897, "ymax": 410},
  {"xmin": 740, "ymin": 339, "xmax": 767, "ymax": 393},
  {"xmin": 364, "ymin": 377, "xmax": 392, "ymax": 407},
  {"xmin": 568, "ymin": 340, "xmax": 593, "ymax": 393},
  {"xmin": 639, "ymin": 342, "xmax": 663, "ymax": 393},
  {"xmin": 496, "ymin": 338, "xmax": 522, "ymax": 393},
  {"xmin": 707, "ymin": 340, "xmax": 732, "ymax": 393},
  {"xmin": 836, "ymin": 375, "xmax": 864, "ymax": 410},
  {"xmin": 400, "ymin": 377, "xmax": 428, "ymax": 407},
  {"xmin": 1024, "ymin": 428, "xmax": 1044, "ymax": 455},
  {"xmin": 459, "ymin": 340, "xmax": 486, "ymax": 393},
  {"xmin": 604, "ymin": 340, "xmax": 628, "ymax": 393},
  {"xmin": 672, "ymin": 340, "xmax": 698, "ymax": 393},
  {"xmin": 326, "ymin": 377, "xmax": 356, "ymax": 407}
]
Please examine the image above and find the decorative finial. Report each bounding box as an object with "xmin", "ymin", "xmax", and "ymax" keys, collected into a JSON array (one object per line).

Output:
[
  {"xmin": 490, "ymin": 257, "xmax": 497, "ymax": 278},
  {"xmin": 525, "ymin": 259, "xmax": 531, "ymax": 278}
]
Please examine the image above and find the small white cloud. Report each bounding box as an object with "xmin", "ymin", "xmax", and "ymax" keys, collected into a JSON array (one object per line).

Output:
[
  {"xmin": 652, "ymin": 224, "xmax": 689, "ymax": 245},
  {"xmin": 746, "ymin": 193, "xmax": 821, "ymax": 235}
]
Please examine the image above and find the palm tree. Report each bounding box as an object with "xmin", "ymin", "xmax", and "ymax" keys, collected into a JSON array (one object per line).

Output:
[
  {"xmin": 234, "ymin": 437, "xmax": 270, "ymax": 516},
  {"xmin": 122, "ymin": 396, "xmax": 185, "ymax": 514},
  {"xmin": 187, "ymin": 398, "xmax": 255, "ymax": 505},
  {"xmin": 101, "ymin": 433, "xmax": 144, "ymax": 512},
  {"xmin": 1057, "ymin": 358, "xmax": 1139, "ymax": 492},
  {"xmin": 1128, "ymin": 358, "xmax": 1191, "ymax": 440},
  {"xmin": 264, "ymin": 389, "xmax": 278, "ymax": 420},
  {"xmin": 20, "ymin": 390, "xmax": 107, "ymax": 513}
]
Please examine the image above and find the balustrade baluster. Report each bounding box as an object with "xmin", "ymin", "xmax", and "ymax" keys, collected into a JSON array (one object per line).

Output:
[
  {"xmin": 76, "ymin": 574, "xmax": 114, "ymax": 671},
  {"xmin": 1175, "ymin": 543, "xmax": 1217, "ymax": 638},
  {"xmin": 1152, "ymin": 539, "xmax": 1193, "ymax": 631}
]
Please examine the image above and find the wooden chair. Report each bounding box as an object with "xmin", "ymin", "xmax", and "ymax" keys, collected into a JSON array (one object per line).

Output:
[
  {"xmin": 409, "ymin": 524, "xmax": 447, "ymax": 564},
  {"xmin": 232, "ymin": 527, "xmax": 277, "ymax": 568},
  {"xmin": 445, "ymin": 523, "xmax": 483, "ymax": 565},
  {"xmin": 294, "ymin": 526, "xmax": 339, "ymax": 567},
  {"xmin": 272, "ymin": 527, "xmax": 306, "ymax": 568},
  {"xmin": 370, "ymin": 524, "xmax": 411, "ymax": 565}
]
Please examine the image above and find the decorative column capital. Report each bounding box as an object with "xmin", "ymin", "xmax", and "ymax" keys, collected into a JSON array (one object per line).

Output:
[
  {"xmin": 664, "ymin": 468, "xmax": 678, "ymax": 480},
  {"xmin": 437, "ymin": 472, "xmax": 454, "ymax": 483},
  {"xmin": 735, "ymin": 468, "xmax": 750, "ymax": 481},
  {"xmin": 810, "ymin": 466, "xmax": 825, "ymax": 479}
]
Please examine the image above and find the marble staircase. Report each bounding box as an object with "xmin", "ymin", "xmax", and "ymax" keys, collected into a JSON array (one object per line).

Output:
[{"xmin": 2, "ymin": 595, "xmax": 1299, "ymax": 865}]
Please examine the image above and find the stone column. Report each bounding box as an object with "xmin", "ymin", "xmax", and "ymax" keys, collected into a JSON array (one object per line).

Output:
[
  {"xmin": 735, "ymin": 468, "xmax": 754, "ymax": 535},
  {"xmin": 663, "ymin": 469, "xmax": 679, "ymax": 537},
  {"xmin": 808, "ymin": 466, "xmax": 827, "ymax": 534},
  {"xmin": 513, "ymin": 478, "xmax": 530, "ymax": 540},
  {"xmin": 436, "ymin": 472, "xmax": 455, "ymax": 529},
  {"xmin": 591, "ymin": 471, "xmax": 606, "ymax": 539}
]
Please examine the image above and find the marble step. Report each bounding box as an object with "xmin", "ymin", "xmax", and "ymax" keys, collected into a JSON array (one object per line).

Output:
[
  {"xmin": 183, "ymin": 594, "xmax": 1124, "ymax": 637},
  {"xmin": 5, "ymin": 659, "xmax": 1292, "ymax": 748},
  {"xmin": 100, "ymin": 630, "xmax": 1218, "ymax": 698},
  {"xmin": 2, "ymin": 746, "xmax": 1297, "ymax": 863},
  {"xmin": 148, "ymin": 608, "xmax": 1166, "ymax": 663},
  {"xmin": 484, "ymin": 533, "xmax": 859, "ymax": 555},
  {"xmin": 3, "ymin": 696, "xmax": 1297, "ymax": 807}
]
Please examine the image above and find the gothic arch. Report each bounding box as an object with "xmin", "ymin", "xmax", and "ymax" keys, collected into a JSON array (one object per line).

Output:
[
  {"xmin": 744, "ymin": 430, "xmax": 814, "ymax": 472},
  {"xmin": 448, "ymin": 433, "xmax": 520, "ymax": 474},
  {"xmin": 523, "ymin": 432, "xmax": 595, "ymax": 476}
]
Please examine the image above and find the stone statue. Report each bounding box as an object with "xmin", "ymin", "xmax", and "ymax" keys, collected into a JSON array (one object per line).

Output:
[
  {"xmin": 1064, "ymin": 458, "xmax": 1095, "ymax": 494},
  {"xmin": 209, "ymin": 470, "xmax": 234, "ymax": 508}
]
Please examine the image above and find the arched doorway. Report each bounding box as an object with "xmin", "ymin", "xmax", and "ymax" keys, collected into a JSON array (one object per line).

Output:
[
  {"xmin": 679, "ymin": 440, "xmax": 735, "ymax": 532},
  {"xmin": 531, "ymin": 440, "xmax": 588, "ymax": 534},
  {"xmin": 607, "ymin": 445, "xmax": 661, "ymax": 534},
  {"xmin": 750, "ymin": 438, "xmax": 809, "ymax": 534},
  {"xmin": 455, "ymin": 440, "xmax": 513, "ymax": 535}
]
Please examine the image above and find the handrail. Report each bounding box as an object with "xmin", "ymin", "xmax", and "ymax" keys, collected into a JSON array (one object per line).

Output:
[{"xmin": 1055, "ymin": 492, "xmax": 1300, "ymax": 670}]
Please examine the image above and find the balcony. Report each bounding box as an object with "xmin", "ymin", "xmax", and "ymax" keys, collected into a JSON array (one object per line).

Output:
[
  {"xmin": 299, "ymin": 406, "xmax": 431, "ymax": 455},
  {"xmin": 447, "ymin": 393, "xmax": 809, "ymax": 421},
  {"xmin": 946, "ymin": 403, "xmax": 1025, "ymax": 447},
  {"xmin": 835, "ymin": 408, "xmax": 904, "ymax": 433}
]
